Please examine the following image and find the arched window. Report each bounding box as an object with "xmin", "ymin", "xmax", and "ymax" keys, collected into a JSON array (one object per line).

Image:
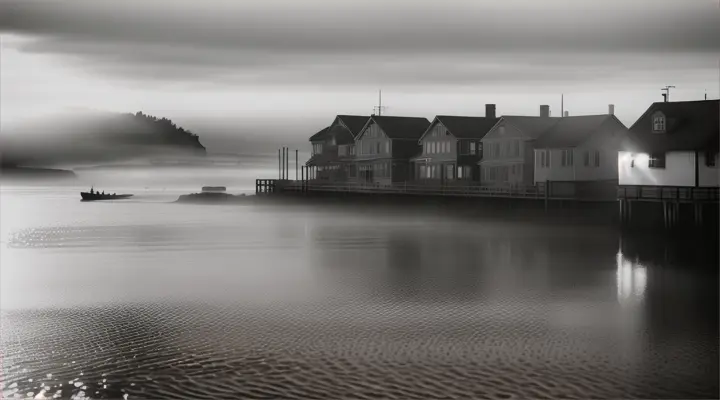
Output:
[{"xmin": 652, "ymin": 112, "xmax": 666, "ymax": 132}]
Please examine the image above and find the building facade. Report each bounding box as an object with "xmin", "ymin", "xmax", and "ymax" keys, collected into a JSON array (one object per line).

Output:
[
  {"xmin": 533, "ymin": 113, "xmax": 628, "ymax": 198},
  {"xmin": 412, "ymin": 105, "xmax": 499, "ymax": 184},
  {"xmin": 479, "ymin": 106, "xmax": 560, "ymax": 188},
  {"xmin": 306, "ymin": 115, "xmax": 370, "ymax": 181},
  {"xmin": 618, "ymin": 100, "xmax": 719, "ymax": 188},
  {"xmin": 354, "ymin": 115, "xmax": 430, "ymax": 185}
]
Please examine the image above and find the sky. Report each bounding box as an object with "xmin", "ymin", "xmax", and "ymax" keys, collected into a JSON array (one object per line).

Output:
[{"xmin": 1, "ymin": 0, "xmax": 719, "ymax": 154}]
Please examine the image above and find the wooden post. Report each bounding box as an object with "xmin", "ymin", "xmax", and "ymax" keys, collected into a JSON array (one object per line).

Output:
[
  {"xmin": 278, "ymin": 149, "xmax": 281, "ymax": 179},
  {"xmin": 544, "ymin": 180, "xmax": 550, "ymax": 212},
  {"xmin": 295, "ymin": 149, "xmax": 298, "ymax": 181}
]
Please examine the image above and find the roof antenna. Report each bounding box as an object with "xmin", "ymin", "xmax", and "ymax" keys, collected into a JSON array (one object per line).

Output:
[
  {"xmin": 661, "ymin": 85, "xmax": 675, "ymax": 102},
  {"xmin": 373, "ymin": 89, "xmax": 386, "ymax": 116}
]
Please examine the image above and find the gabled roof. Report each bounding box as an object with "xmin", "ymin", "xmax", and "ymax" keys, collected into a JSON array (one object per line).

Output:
[
  {"xmin": 360, "ymin": 116, "xmax": 431, "ymax": 140},
  {"xmin": 499, "ymin": 116, "xmax": 562, "ymax": 139},
  {"xmin": 337, "ymin": 115, "xmax": 371, "ymax": 138},
  {"xmin": 623, "ymin": 100, "xmax": 719, "ymax": 153},
  {"xmin": 534, "ymin": 115, "xmax": 623, "ymax": 148},
  {"xmin": 309, "ymin": 126, "xmax": 330, "ymax": 142},
  {"xmin": 419, "ymin": 116, "xmax": 500, "ymax": 141}
]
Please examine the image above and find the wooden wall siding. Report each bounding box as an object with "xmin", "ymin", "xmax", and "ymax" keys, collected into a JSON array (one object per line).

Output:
[
  {"xmin": 357, "ymin": 122, "xmax": 391, "ymax": 157},
  {"xmin": 420, "ymin": 122, "xmax": 456, "ymax": 160}
]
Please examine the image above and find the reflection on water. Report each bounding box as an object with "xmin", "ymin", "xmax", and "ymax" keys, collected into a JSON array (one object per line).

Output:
[
  {"xmin": 1, "ymin": 187, "xmax": 718, "ymax": 399},
  {"xmin": 617, "ymin": 251, "xmax": 647, "ymax": 304}
]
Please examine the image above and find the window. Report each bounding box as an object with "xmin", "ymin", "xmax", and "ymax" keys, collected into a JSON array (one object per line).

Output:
[
  {"xmin": 494, "ymin": 142, "xmax": 500, "ymax": 158},
  {"xmin": 446, "ymin": 164, "xmax": 454, "ymax": 180},
  {"xmin": 540, "ymin": 150, "xmax": 550, "ymax": 168},
  {"xmin": 470, "ymin": 141, "xmax": 477, "ymax": 155},
  {"xmin": 430, "ymin": 142, "xmax": 435, "ymax": 154},
  {"xmin": 583, "ymin": 151, "xmax": 590, "ymax": 167},
  {"xmin": 420, "ymin": 165, "xmax": 426, "ymax": 179},
  {"xmin": 705, "ymin": 152, "xmax": 717, "ymax": 167},
  {"xmin": 561, "ymin": 149, "xmax": 573, "ymax": 167},
  {"xmin": 376, "ymin": 142, "xmax": 381, "ymax": 154},
  {"xmin": 385, "ymin": 141, "xmax": 390, "ymax": 154},
  {"xmin": 458, "ymin": 166, "xmax": 463, "ymax": 179},
  {"xmin": 498, "ymin": 126, "xmax": 506, "ymax": 136},
  {"xmin": 594, "ymin": 150, "xmax": 600, "ymax": 167},
  {"xmin": 648, "ymin": 153, "xmax": 666, "ymax": 169},
  {"xmin": 478, "ymin": 143, "xmax": 483, "ymax": 158},
  {"xmin": 464, "ymin": 166, "xmax": 472, "ymax": 180},
  {"xmin": 423, "ymin": 142, "xmax": 428, "ymax": 154},
  {"xmin": 652, "ymin": 114, "xmax": 666, "ymax": 132}
]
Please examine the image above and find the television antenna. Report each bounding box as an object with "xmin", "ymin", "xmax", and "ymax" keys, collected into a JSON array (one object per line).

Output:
[
  {"xmin": 661, "ymin": 85, "xmax": 675, "ymax": 102},
  {"xmin": 373, "ymin": 89, "xmax": 387, "ymax": 116}
]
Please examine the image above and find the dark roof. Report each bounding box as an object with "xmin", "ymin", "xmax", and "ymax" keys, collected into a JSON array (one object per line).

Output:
[
  {"xmin": 534, "ymin": 115, "xmax": 622, "ymax": 148},
  {"xmin": 501, "ymin": 116, "xmax": 562, "ymax": 139},
  {"xmin": 624, "ymin": 100, "xmax": 719, "ymax": 153},
  {"xmin": 327, "ymin": 124, "xmax": 355, "ymax": 145},
  {"xmin": 434, "ymin": 116, "xmax": 501, "ymax": 139},
  {"xmin": 369, "ymin": 116, "xmax": 431, "ymax": 139},
  {"xmin": 309, "ymin": 126, "xmax": 330, "ymax": 142},
  {"xmin": 337, "ymin": 115, "xmax": 371, "ymax": 137}
]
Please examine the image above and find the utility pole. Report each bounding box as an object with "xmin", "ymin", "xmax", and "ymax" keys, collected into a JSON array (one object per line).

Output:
[
  {"xmin": 295, "ymin": 149, "xmax": 298, "ymax": 181},
  {"xmin": 561, "ymin": 94, "xmax": 564, "ymax": 118},
  {"xmin": 661, "ymin": 85, "xmax": 675, "ymax": 102}
]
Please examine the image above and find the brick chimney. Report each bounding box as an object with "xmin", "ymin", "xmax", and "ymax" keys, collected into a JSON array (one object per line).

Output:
[
  {"xmin": 485, "ymin": 104, "xmax": 496, "ymax": 119},
  {"xmin": 608, "ymin": 104, "xmax": 615, "ymax": 115},
  {"xmin": 540, "ymin": 105, "xmax": 550, "ymax": 117}
]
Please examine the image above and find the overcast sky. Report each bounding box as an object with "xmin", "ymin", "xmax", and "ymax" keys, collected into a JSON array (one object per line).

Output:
[{"xmin": 1, "ymin": 0, "xmax": 718, "ymax": 153}]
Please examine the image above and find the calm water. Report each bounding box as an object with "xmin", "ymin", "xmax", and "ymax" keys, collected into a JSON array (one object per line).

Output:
[{"xmin": 1, "ymin": 179, "xmax": 718, "ymax": 399}]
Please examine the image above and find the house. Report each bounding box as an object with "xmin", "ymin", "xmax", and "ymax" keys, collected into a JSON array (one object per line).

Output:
[
  {"xmin": 618, "ymin": 99, "xmax": 719, "ymax": 188},
  {"xmin": 354, "ymin": 115, "xmax": 431, "ymax": 185},
  {"xmin": 306, "ymin": 115, "xmax": 370, "ymax": 181},
  {"xmin": 533, "ymin": 110, "xmax": 628, "ymax": 198},
  {"xmin": 479, "ymin": 105, "xmax": 560, "ymax": 188},
  {"xmin": 412, "ymin": 104, "xmax": 500, "ymax": 183}
]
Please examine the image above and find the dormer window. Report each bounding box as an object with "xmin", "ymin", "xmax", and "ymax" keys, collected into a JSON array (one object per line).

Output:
[{"xmin": 652, "ymin": 112, "xmax": 666, "ymax": 132}]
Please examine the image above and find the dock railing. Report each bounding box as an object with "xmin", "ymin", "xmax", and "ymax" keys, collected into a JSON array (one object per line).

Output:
[{"xmin": 617, "ymin": 185, "xmax": 720, "ymax": 202}]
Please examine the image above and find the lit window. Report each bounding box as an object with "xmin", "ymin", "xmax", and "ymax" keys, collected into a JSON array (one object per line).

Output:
[
  {"xmin": 458, "ymin": 166, "xmax": 463, "ymax": 179},
  {"xmin": 385, "ymin": 141, "xmax": 390, "ymax": 154}
]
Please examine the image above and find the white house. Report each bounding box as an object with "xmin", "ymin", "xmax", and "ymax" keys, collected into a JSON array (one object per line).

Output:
[
  {"xmin": 533, "ymin": 113, "xmax": 628, "ymax": 198},
  {"xmin": 618, "ymin": 100, "xmax": 719, "ymax": 188}
]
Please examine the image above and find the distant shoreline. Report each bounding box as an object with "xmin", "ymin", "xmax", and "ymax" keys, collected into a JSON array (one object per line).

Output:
[{"xmin": 1, "ymin": 166, "xmax": 77, "ymax": 180}]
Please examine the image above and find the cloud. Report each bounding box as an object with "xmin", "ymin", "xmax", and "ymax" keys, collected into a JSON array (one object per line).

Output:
[{"xmin": 1, "ymin": 0, "xmax": 718, "ymax": 86}]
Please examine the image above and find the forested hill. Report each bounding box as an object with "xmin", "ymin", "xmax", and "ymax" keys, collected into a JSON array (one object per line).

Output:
[{"xmin": 1, "ymin": 111, "xmax": 207, "ymax": 167}]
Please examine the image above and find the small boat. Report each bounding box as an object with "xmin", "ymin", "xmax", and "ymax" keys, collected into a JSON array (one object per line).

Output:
[{"xmin": 81, "ymin": 188, "xmax": 133, "ymax": 201}]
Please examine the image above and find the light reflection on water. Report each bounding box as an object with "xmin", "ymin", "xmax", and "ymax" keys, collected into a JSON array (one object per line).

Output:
[{"xmin": 1, "ymin": 185, "xmax": 718, "ymax": 399}]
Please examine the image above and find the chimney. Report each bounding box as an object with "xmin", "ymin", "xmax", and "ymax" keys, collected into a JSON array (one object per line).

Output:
[
  {"xmin": 662, "ymin": 93, "xmax": 667, "ymax": 102},
  {"xmin": 563, "ymin": 111, "xmax": 569, "ymax": 117},
  {"xmin": 485, "ymin": 104, "xmax": 496, "ymax": 119},
  {"xmin": 540, "ymin": 105, "xmax": 550, "ymax": 118},
  {"xmin": 608, "ymin": 104, "xmax": 615, "ymax": 115}
]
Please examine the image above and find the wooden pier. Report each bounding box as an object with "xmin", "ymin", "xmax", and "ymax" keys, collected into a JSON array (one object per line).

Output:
[
  {"xmin": 618, "ymin": 185, "xmax": 719, "ymax": 228},
  {"xmin": 255, "ymin": 179, "xmax": 616, "ymax": 203}
]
